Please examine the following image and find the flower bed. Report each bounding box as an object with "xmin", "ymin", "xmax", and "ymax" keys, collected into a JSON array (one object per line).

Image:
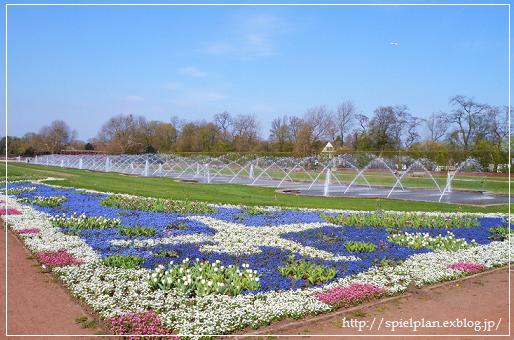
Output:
[
  {"xmin": 1, "ymin": 208, "xmax": 22, "ymax": 215},
  {"xmin": 448, "ymin": 261, "xmax": 485, "ymax": 273},
  {"xmin": 16, "ymin": 227, "xmax": 40, "ymax": 235},
  {"xmin": 20, "ymin": 195, "xmax": 67, "ymax": 207},
  {"xmin": 2, "ymin": 182, "xmax": 512, "ymax": 336},
  {"xmin": 314, "ymin": 283, "xmax": 385, "ymax": 306},
  {"xmin": 36, "ymin": 249, "xmax": 82, "ymax": 267},
  {"xmin": 109, "ymin": 310, "xmax": 177, "ymax": 339}
]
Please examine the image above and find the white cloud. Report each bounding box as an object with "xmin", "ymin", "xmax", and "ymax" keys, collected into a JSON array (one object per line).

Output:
[
  {"xmin": 178, "ymin": 66, "xmax": 207, "ymax": 78},
  {"xmin": 202, "ymin": 12, "xmax": 290, "ymax": 58}
]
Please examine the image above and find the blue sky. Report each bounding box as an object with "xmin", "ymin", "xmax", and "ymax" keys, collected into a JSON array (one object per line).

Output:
[{"xmin": 5, "ymin": 3, "xmax": 510, "ymax": 140}]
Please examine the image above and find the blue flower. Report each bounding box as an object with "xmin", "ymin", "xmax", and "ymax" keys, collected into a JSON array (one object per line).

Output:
[{"xmin": 15, "ymin": 183, "xmax": 506, "ymax": 293}]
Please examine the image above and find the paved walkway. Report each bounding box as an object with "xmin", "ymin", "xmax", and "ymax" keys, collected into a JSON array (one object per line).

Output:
[
  {"xmin": 1, "ymin": 223, "xmax": 103, "ymax": 338},
  {"xmin": 246, "ymin": 267, "xmax": 512, "ymax": 338}
]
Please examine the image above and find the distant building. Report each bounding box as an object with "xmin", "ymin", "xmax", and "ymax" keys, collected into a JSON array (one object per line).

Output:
[
  {"xmin": 434, "ymin": 165, "xmax": 456, "ymax": 172},
  {"xmin": 59, "ymin": 149, "xmax": 106, "ymax": 155},
  {"xmin": 321, "ymin": 142, "xmax": 335, "ymax": 159}
]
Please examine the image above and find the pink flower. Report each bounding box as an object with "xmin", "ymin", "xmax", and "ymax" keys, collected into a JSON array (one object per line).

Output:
[
  {"xmin": 16, "ymin": 228, "xmax": 40, "ymax": 235},
  {"xmin": 448, "ymin": 262, "xmax": 485, "ymax": 273},
  {"xmin": 109, "ymin": 311, "xmax": 178, "ymax": 340},
  {"xmin": 35, "ymin": 249, "xmax": 82, "ymax": 267},
  {"xmin": 0, "ymin": 208, "xmax": 22, "ymax": 215},
  {"xmin": 314, "ymin": 283, "xmax": 385, "ymax": 306}
]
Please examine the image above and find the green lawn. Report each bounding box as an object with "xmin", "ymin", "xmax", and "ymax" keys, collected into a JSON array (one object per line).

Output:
[{"xmin": 3, "ymin": 162, "xmax": 511, "ymax": 213}]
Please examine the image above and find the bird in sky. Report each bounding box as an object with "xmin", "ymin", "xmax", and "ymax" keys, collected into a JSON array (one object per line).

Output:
[{"xmin": 390, "ymin": 42, "xmax": 400, "ymax": 47}]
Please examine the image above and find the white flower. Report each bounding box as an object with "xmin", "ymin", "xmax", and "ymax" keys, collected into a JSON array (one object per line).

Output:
[{"xmin": 7, "ymin": 185, "xmax": 510, "ymax": 337}]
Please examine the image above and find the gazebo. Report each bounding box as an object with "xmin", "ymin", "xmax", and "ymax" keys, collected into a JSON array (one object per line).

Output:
[{"xmin": 321, "ymin": 142, "xmax": 335, "ymax": 159}]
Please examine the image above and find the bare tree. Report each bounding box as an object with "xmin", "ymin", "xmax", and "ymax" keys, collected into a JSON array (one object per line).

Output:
[
  {"xmin": 304, "ymin": 106, "xmax": 335, "ymax": 143},
  {"xmin": 425, "ymin": 112, "xmax": 448, "ymax": 141},
  {"xmin": 214, "ymin": 111, "xmax": 233, "ymax": 138},
  {"xmin": 170, "ymin": 115, "xmax": 185, "ymax": 136},
  {"xmin": 486, "ymin": 105, "xmax": 509, "ymax": 146},
  {"xmin": 447, "ymin": 95, "xmax": 490, "ymax": 150},
  {"xmin": 97, "ymin": 114, "xmax": 148, "ymax": 153},
  {"xmin": 388, "ymin": 105, "xmax": 410, "ymax": 148},
  {"xmin": 293, "ymin": 122, "xmax": 314, "ymax": 154},
  {"xmin": 39, "ymin": 120, "xmax": 75, "ymax": 153},
  {"xmin": 355, "ymin": 114, "xmax": 369, "ymax": 132},
  {"xmin": 269, "ymin": 116, "xmax": 291, "ymax": 151},
  {"xmin": 335, "ymin": 100, "xmax": 356, "ymax": 145},
  {"xmin": 288, "ymin": 116, "xmax": 304, "ymax": 143},
  {"xmin": 405, "ymin": 116, "xmax": 422, "ymax": 148},
  {"xmin": 232, "ymin": 114, "xmax": 260, "ymax": 151},
  {"xmin": 367, "ymin": 106, "xmax": 410, "ymax": 149}
]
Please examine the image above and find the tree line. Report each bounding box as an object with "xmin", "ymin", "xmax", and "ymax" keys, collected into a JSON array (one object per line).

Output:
[{"xmin": 2, "ymin": 95, "xmax": 510, "ymax": 169}]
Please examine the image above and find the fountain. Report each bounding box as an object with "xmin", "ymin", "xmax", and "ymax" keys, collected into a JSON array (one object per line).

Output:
[
  {"xmin": 276, "ymin": 161, "xmax": 315, "ymax": 188},
  {"xmin": 386, "ymin": 159, "xmax": 442, "ymax": 198},
  {"xmin": 249, "ymin": 164, "xmax": 254, "ymax": 179},
  {"xmin": 344, "ymin": 157, "xmax": 402, "ymax": 194},
  {"xmin": 228, "ymin": 163, "xmax": 254, "ymax": 183},
  {"xmin": 251, "ymin": 162, "xmax": 288, "ymax": 185},
  {"xmin": 446, "ymin": 172, "xmax": 452, "ymax": 193},
  {"xmin": 207, "ymin": 159, "xmax": 239, "ymax": 181},
  {"xmin": 323, "ymin": 168, "xmax": 331, "ymax": 197},
  {"xmin": 144, "ymin": 160, "xmax": 149, "ymax": 177},
  {"xmin": 16, "ymin": 152, "xmax": 507, "ymax": 205},
  {"xmin": 205, "ymin": 164, "xmax": 211, "ymax": 183},
  {"xmin": 308, "ymin": 162, "xmax": 343, "ymax": 191},
  {"xmin": 334, "ymin": 155, "xmax": 372, "ymax": 189},
  {"xmin": 438, "ymin": 157, "xmax": 483, "ymax": 202}
]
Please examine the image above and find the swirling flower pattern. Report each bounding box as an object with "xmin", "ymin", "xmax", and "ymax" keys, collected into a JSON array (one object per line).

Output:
[{"xmin": 3, "ymin": 181, "xmax": 512, "ymax": 336}]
